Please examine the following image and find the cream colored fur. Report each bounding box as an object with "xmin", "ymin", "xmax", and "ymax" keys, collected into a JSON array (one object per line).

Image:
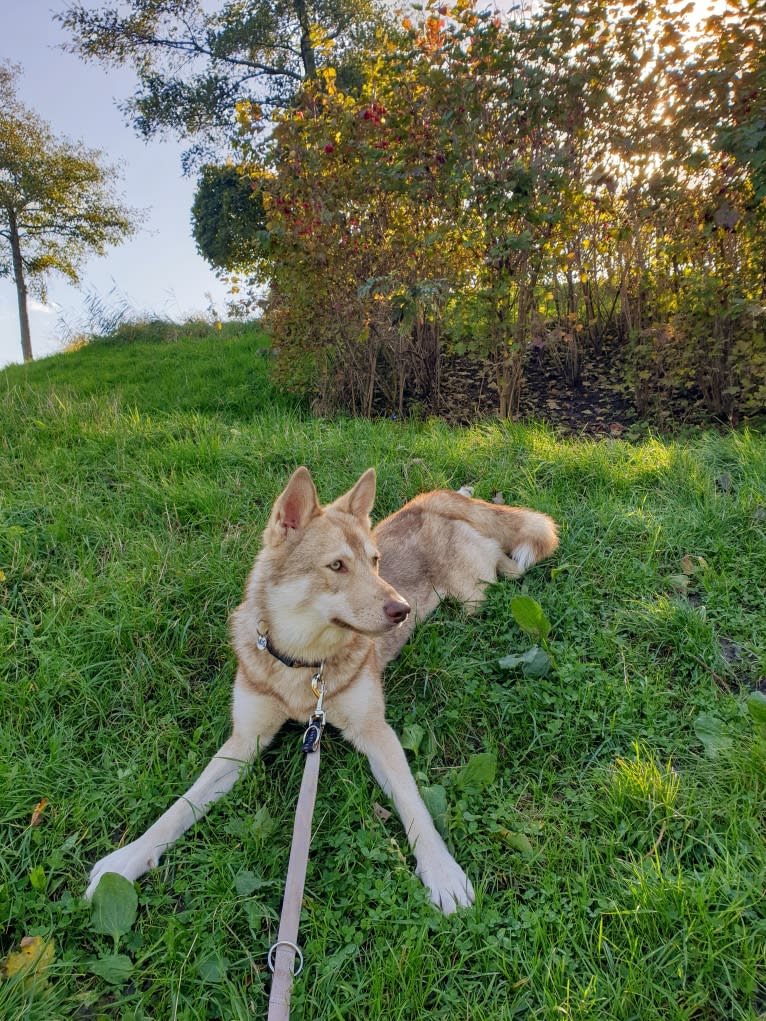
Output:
[{"xmin": 86, "ymin": 467, "xmax": 558, "ymax": 913}]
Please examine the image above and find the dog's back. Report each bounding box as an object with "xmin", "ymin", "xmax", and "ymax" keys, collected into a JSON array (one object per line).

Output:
[{"xmin": 375, "ymin": 490, "xmax": 558, "ymax": 661}]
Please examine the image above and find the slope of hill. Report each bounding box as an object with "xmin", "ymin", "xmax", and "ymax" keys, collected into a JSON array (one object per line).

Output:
[{"xmin": 1, "ymin": 326, "xmax": 764, "ymax": 1021}]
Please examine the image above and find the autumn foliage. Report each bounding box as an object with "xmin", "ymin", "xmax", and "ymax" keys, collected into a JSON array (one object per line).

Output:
[{"xmin": 224, "ymin": 0, "xmax": 766, "ymax": 420}]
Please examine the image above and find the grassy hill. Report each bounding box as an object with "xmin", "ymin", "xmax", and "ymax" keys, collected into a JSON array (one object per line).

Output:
[
  {"xmin": 1, "ymin": 327, "xmax": 765, "ymax": 1020},
  {"xmin": 2, "ymin": 322, "xmax": 295, "ymax": 421}
]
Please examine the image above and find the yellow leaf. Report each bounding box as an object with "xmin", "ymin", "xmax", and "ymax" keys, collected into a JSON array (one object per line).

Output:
[
  {"xmin": 0, "ymin": 569, "xmax": 5, "ymax": 582},
  {"xmin": 29, "ymin": 797, "xmax": 48, "ymax": 828},
  {"xmin": 1, "ymin": 936, "xmax": 55, "ymax": 989}
]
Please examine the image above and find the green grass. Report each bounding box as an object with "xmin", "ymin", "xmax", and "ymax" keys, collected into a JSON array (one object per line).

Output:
[{"xmin": 1, "ymin": 327, "xmax": 765, "ymax": 1019}]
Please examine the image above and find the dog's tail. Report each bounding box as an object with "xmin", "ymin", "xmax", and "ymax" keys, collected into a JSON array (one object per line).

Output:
[{"xmin": 420, "ymin": 490, "xmax": 559, "ymax": 572}]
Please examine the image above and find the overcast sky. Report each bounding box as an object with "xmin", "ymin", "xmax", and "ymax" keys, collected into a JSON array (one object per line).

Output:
[{"xmin": 0, "ymin": 1, "xmax": 232, "ymax": 369}]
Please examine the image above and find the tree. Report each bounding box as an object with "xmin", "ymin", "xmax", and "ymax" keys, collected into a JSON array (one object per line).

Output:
[
  {"xmin": 57, "ymin": 0, "xmax": 387, "ymax": 168},
  {"xmin": 191, "ymin": 164, "xmax": 267, "ymax": 271},
  {"xmin": 0, "ymin": 64, "xmax": 139, "ymax": 362}
]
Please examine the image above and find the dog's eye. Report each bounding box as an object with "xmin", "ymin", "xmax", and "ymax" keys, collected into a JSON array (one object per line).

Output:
[
  {"xmin": 328, "ymin": 559, "xmax": 345, "ymax": 572},
  {"xmin": 372, "ymin": 554, "xmax": 381, "ymax": 567}
]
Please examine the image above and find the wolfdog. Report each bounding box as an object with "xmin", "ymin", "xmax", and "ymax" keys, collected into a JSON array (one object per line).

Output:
[{"xmin": 86, "ymin": 467, "xmax": 558, "ymax": 912}]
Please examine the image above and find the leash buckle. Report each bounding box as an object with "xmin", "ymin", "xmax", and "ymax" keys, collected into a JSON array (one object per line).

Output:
[{"xmin": 301, "ymin": 710, "xmax": 325, "ymax": 753}]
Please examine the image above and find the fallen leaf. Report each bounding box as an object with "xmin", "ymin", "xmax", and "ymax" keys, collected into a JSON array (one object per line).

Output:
[
  {"xmin": 1, "ymin": 936, "xmax": 55, "ymax": 989},
  {"xmin": 29, "ymin": 797, "xmax": 48, "ymax": 828},
  {"xmin": 680, "ymin": 555, "xmax": 695, "ymax": 575},
  {"xmin": 373, "ymin": 802, "xmax": 392, "ymax": 822}
]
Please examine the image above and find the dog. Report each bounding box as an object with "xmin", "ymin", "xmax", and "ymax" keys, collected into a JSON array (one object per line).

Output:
[{"xmin": 86, "ymin": 467, "xmax": 558, "ymax": 913}]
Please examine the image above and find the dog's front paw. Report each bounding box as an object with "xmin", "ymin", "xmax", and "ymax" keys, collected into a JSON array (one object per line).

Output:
[
  {"xmin": 85, "ymin": 840, "xmax": 159, "ymax": 900},
  {"xmin": 416, "ymin": 854, "xmax": 475, "ymax": 914}
]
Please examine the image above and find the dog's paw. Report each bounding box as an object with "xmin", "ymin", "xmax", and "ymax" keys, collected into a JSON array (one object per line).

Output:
[
  {"xmin": 416, "ymin": 854, "xmax": 475, "ymax": 914},
  {"xmin": 85, "ymin": 840, "xmax": 159, "ymax": 900}
]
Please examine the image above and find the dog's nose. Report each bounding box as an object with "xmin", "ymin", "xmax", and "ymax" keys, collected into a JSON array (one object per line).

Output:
[{"xmin": 384, "ymin": 598, "xmax": 411, "ymax": 624}]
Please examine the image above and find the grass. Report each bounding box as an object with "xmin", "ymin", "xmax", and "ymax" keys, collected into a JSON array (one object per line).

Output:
[{"xmin": 1, "ymin": 325, "xmax": 765, "ymax": 1019}]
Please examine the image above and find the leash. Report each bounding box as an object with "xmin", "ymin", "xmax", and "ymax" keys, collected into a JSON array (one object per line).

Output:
[{"xmin": 266, "ymin": 666, "xmax": 326, "ymax": 1021}]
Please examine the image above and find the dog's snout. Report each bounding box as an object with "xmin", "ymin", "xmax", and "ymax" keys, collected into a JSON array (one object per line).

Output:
[{"xmin": 384, "ymin": 598, "xmax": 411, "ymax": 624}]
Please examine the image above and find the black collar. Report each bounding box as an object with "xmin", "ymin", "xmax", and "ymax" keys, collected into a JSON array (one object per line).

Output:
[{"xmin": 256, "ymin": 627, "xmax": 323, "ymax": 670}]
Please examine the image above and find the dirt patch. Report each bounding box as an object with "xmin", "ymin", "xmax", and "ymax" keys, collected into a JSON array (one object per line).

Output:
[{"xmin": 431, "ymin": 348, "xmax": 731, "ymax": 436}]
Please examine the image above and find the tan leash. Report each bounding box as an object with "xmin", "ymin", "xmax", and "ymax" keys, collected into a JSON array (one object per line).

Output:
[{"xmin": 266, "ymin": 667, "xmax": 326, "ymax": 1021}]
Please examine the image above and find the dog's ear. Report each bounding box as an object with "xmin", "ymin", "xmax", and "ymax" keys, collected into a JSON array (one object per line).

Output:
[
  {"xmin": 329, "ymin": 468, "xmax": 376, "ymax": 524},
  {"xmin": 268, "ymin": 466, "xmax": 321, "ymax": 542}
]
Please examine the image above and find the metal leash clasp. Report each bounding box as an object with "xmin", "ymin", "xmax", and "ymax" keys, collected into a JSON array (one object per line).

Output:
[{"xmin": 301, "ymin": 664, "xmax": 326, "ymax": 754}]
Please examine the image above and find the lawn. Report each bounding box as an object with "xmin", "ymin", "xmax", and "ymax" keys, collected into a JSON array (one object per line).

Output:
[{"xmin": 1, "ymin": 327, "xmax": 765, "ymax": 1020}]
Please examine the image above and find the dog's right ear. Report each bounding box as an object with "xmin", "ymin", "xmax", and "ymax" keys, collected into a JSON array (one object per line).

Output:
[{"xmin": 267, "ymin": 466, "xmax": 321, "ymax": 542}]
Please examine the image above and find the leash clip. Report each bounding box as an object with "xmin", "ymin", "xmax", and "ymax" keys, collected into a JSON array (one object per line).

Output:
[
  {"xmin": 310, "ymin": 667, "xmax": 325, "ymax": 707},
  {"xmin": 302, "ymin": 668, "xmax": 326, "ymax": 753}
]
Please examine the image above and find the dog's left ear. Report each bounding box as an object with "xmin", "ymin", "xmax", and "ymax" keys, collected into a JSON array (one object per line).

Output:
[{"xmin": 330, "ymin": 468, "xmax": 376, "ymax": 525}]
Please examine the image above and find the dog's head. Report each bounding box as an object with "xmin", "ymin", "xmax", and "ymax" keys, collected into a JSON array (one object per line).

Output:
[{"xmin": 260, "ymin": 467, "xmax": 410, "ymax": 647}]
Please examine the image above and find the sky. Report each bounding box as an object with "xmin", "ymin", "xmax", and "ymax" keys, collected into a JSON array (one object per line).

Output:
[{"xmin": 0, "ymin": 1, "xmax": 233, "ymax": 369}]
